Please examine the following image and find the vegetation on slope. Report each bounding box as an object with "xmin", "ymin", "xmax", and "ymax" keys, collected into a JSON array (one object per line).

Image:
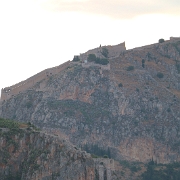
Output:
[
  {"xmin": 87, "ymin": 54, "xmax": 109, "ymax": 65},
  {"xmin": 142, "ymin": 160, "xmax": 180, "ymax": 180}
]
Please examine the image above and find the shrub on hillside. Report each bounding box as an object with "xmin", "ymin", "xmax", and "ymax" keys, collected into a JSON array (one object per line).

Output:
[
  {"xmin": 126, "ymin": 66, "xmax": 134, "ymax": 71},
  {"xmin": 159, "ymin": 39, "xmax": 165, "ymax": 43},
  {"xmin": 157, "ymin": 72, "xmax": 164, "ymax": 78},
  {"xmin": 0, "ymin": 117, "xmax": 19, "ymax": 129},
  {"xmin": 87, "ymin": 54, "xmax": 109, "ymax": 65},
  {"xmin": 101, "ymin": 47, "xmax": 109, "ymax": 58},
  {"xmin": 72, "ymin": 56, "xmax": 80, "ymax": 62},
  {"xmin": 142, "ymin": 59, "xmax": 145, "ymax": 68},
  {"xmin": 176, "ymin": 64, "xmax": 180, "ymax": 74},
  {"xmin": 95, "ymin": 57, "xmax": 109, "ymax": 65},
  {"xmin": 87, "ymin": 54, "xmax": 97, "ymax": 62}
]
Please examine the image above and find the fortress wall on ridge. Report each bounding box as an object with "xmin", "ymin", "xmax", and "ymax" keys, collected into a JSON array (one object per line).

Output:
[{"xmin": 1, "ymin": 61, "xmax": 70, "ymax": 101}]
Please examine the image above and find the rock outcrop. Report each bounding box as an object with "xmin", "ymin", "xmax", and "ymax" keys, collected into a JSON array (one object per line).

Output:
[
  {"xmin": 0, "ymin": 125, "xmax": 117, "ymax": 180},
  {"xmin": 1, "ymin": 38, "xmax": 180, "ymax": 165}
]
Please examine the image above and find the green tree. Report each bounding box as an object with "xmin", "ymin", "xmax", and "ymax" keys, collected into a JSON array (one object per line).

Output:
[
  {"xmin": 95, "ymin": 57, "xmax": 109, "ymax": 65},
  {"xmin": 73, "ymin": 56, "xmax": 80, "ymax": 62},
  {"xmin": 127, "ymin": 66, "xmax": 134, "ymax": 71},
  {"xmin": 87, "ymin": 54, "xmax": 96, "ymax": 62},
  {"xmin": 102, "ymin": 47, "xmax": 109, "ymax": 58},
  {"xmin": 142, "ymin": 59, "xmax": 145, "ymax": 68},
  {"xmin": 157, "ymin": 72, "xmax": 164, "ymax": 78},
  {"xmin": 159, "ymin": 39, "xmax": 165, "ymax": 43}
]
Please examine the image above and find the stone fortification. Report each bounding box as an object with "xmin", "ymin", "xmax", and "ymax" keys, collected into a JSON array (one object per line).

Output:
[
  {"xmin": 1, "ymin": 61, "xmax": 70, "ymax": 101},
  {"xmin": 79, "ymin": 42, "xmax": 126, "ymax": 61},
  {"xmin": 170, "ymin": 37, "xmax": 180, "ymax": 41},
  {"xmin": 0, "ymin": 125, "xmax": 116, "ymax": 180},
  {"xmin": 1, "ymin": 37, "xmax": 178, "ymax": 101},
  {"xmin": 93, "ymin": 158, "xmax": 115, "ymax": 180},
  {"xmin": 132, "ymin": 36, "xmax": 180, "ymax": 52},
  {"xmin": 82, "ymin": 62, "xmax": 110, "ymax": 70}
]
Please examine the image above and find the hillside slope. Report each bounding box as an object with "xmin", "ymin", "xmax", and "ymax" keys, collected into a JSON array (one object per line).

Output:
[{"xmin": 1, "ymin": 39, "xmax": 180, "ymax": 164}]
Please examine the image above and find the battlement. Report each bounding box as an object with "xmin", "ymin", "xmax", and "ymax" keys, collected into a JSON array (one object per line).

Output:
[
  {"xmin": 132, "ymin": 36, "xmax": 180, "ymax": 52},
  {"xmin": 1, "ymin": 61, "xmax": 70, "ymax": 101},
  {"xmin": 170, "ymin": 37, "xmax": 180, "ymax": 41},
  {"xmin": 79, "ymin": 42, "xmax": 126, "ymax": 61}
]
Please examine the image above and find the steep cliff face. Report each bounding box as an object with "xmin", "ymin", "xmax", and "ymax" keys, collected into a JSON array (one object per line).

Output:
[
  {"xmin": 1, "ymin": 39, "xmax": 180, "ymax": 164},
  {"xmin": 0, "ymin": 119, "xmax": 144, "ymax": 180},
  {"xmin": 0, "ymin": 126, "xmax": 96, "ymax": 180}
]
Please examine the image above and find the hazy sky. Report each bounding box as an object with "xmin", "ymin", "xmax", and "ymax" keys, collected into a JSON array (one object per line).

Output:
[{"xmin": 0, "ymin": 0, "xmax": 180, "ymax": 93}]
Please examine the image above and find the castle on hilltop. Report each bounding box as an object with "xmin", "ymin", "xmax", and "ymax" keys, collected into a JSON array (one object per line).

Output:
[
  {"xmin": 1, "ymin": 37, "xmax": 180, "ymax": 101},
  {"xmin": 1, "ymin": 61, "xmax": 71, "ymax": 101},
  {"xmin": 1, "ymin": 42, "xmax": 126, "ymax": 101},
  {"xmin": 79, "ymin": 42, "xmax": 126, "ymax": 62}
]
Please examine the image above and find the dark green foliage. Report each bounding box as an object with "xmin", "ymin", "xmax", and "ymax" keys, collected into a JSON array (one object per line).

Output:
[
  {"xmin": 159, "ymin": 39, "xmax": 165, "ymax": 43},
  {"xmin": 119, "ymin": 160, "xmax": 141, "ymax": 172},
  {"xmin": 142, "ymin": 59, "xmax": 145, "ymax": 68},
  {"xmin": 118, "ymin": 83, "xmax": 123, "ymax": 87},
  {"xmin": 87, "ymin": 54, "xmax": 109, "ymax": 65},
  {"xmin": 72, "ymin": 56, "xmax": 80, "ymax": 62},
  {"xmin": 126, "ymin": 66, "xmax": 134, "ymax": 71},
  {"xmin": 47, "ymin": 99, "xmax": 110, "ymax": 124},
  {"xmin": 130, "ymin": 165, "xmax": 141, "ymax": 172},
  {"xmin": 95, "ymin": 57, "xmax": 109, "ymax": 65},
  {"xmin": 83, "ymin": 144, "xmax": 111, "ymax": 158},
  {"xmin": 87, "ymin": 54, "xmax": 97, "ymax": 62},
  {"xmin": 136, "ymin": 88, "xmax": 139, "ymax": 92},
  {"xmin": 2, "ymin": 172, "xmax": 22, "ymax": 180},
  {"xmin": 157, "ymin": 72, "xmax": 164, "ymax": 78},
  {"xmin": 24, "ymin": 121, "xmax": 40, "ymax": 131},
  {"xmin": 176, "ymin": 64, "xmax": 180, "ymax": 74},
  {"xmin": 142, "ymin": 160, "xmax": 180, "ymax": 180},
  {"xmin": 101, "ymin": 47, "xmax": 109, "ymax": 58},
  {"xmin": 0, "ymin": 117, "xmax": 20, "ymax": 129},
  {"xmin": 26, "ymin": 101, "xmax": 33, "ymax": 108},
  {"xmin": 91, "ymin": 154, "xmax": 99, "ymax": 158}
]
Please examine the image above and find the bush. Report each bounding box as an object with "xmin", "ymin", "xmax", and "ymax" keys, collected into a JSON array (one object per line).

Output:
[
  {"xmin": 159, "ymin": 38, "xmax": 165, "ymax": 43},
  {"xmin": 157, "ymin": 72, "xmax": 164, "ymax": 78},
  {"xmin": 127, "ymin": 66, "xmax": 134, "ymax": 71},
  {"xmin": 87, "ymin": 54, "xmax": 97, "ymax": 62},
  {"xmin": 118, "ymin": 83, "xmax": 123, "ymax": 87},
  {"xmin": 73, "ymin": 56, "xmax": 80, "ymax": 62},
  {"xmin": 87, "ymin": 54, "xmax": 109, "ymax": 65},
  {"xmin": 176, "ymin": 64, "xmax": 180, "ymax": 74},
  {"xmin": 95, "ymin": 58, "xmax": 109, "ymax": 65},
  {"xmin": 142, "ymin": 59, "xmax": 145, "ymax": 68},
  {"xmin": 0, "ymin": 118, "xmax": 19, "ymax": 129},
  {"xmin": 101, "ymin": 47, "xmax": 109, "ymax": 58}
]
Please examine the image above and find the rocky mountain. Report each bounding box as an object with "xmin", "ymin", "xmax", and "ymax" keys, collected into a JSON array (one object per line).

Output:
[
  {"xmin": 1, "ymin": 38, "xmax": 180, "ymax": 167},
  {"xmin": 0, "ymin": 118, "xmax": 118, "ymax": 180}
]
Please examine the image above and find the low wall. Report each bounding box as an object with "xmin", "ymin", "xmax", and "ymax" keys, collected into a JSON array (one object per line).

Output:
[
  {"xmin": 82, "ymin": 62, "xmax": 110, "ymax": 70},
  {"xmin": 1, "ymin": 61, "xmax": 70, "ymax": 101},
  {"xmin": 170, "ymin": 37, "xmax": 180, "ymax": 41}
]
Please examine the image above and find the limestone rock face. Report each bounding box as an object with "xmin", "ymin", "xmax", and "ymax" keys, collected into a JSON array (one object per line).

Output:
[
  {"xmin": 118, "ymin": 138, "xmax": 180, "ymax": 163},
  {"xmin": 1, "ymin": 39, "xmax": 180, "ymax": 164},
  {"xmin": 0, "ymin": 128, "xmax": 117, "ymax": 180}
]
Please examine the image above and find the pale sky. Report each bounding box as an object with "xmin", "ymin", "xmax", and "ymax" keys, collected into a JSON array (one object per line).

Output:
[{"xmin": 0, "ymin": 0, "xmax": 180, "ymax": 94}]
